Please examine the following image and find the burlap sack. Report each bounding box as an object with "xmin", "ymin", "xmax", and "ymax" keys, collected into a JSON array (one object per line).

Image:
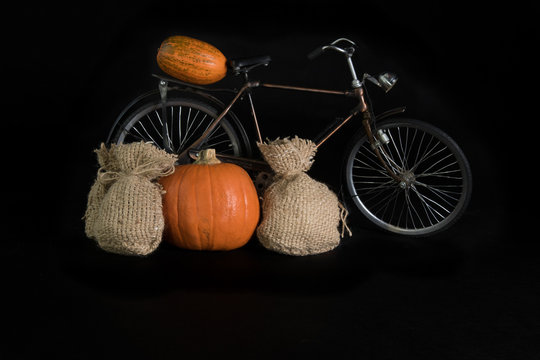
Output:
[
  {"xmin": 84, "ymin": 142, "xmax": 177, "ymax": 256},
  {"xmin": 256, "ymin": 137, "xmax": 351, "ymax": 256}
]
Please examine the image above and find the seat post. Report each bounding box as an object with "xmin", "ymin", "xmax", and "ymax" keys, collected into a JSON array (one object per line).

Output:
[{"xmin": 246, "ymin": 89, "xmax": 263, "ymax": 144}]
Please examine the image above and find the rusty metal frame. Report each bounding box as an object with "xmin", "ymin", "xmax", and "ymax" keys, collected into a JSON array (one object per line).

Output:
[
  {"xmin": 176, "ymin": 80, "xmax": 359, "ymax": 162},
  {"xmin": 174, "ymin": 78, "xmax": 402, "ymax": 183},
  {"xmin": 260, "ymin": 82, "xmax": 354, "ymax": 96}
]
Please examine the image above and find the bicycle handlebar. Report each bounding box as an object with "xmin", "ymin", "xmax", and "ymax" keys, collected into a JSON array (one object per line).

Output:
[
  {"xmin": 307, "ymin": 46, "xmax": 325, "ymax": 60},
  {"xmin": 307, "ymin": 38, "xmax": 357, "ymax": 60},
  {"xmin": 307, "ymin": 37, "xmax": 363, "ymax": 89}
]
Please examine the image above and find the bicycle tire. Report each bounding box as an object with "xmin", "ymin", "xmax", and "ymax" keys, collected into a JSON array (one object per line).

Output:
[
  {"xmin": 343, "ymin": 118, "xmax": 472, "ymax": 236},
  {"xmin": 111, "ymin": 97, "xmax": 250, "ymax": 160}
]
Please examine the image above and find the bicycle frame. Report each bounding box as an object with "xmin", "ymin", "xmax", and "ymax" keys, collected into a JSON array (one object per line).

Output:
[
  {"xmin": 152, "ymin": 73, "xmax": 405, "ymax": 182},
  {"xmin": 171, "ymin": 79, "xmax": 359, "ymax": 158}
]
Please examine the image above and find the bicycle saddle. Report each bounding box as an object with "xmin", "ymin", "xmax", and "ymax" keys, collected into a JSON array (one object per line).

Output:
[{"xmin": 227, "ymin": 55, "xmax": 271, "ymax": 73}]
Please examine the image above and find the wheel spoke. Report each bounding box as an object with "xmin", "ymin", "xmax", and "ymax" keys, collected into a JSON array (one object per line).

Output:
[
  {"xmin": 177, "ymin": 105, "xmax": 183, "ymax": 148},
  {"xmin": 353, "ymin": 160, "xmax": 392, "ymax": 178},
  {"xmin": 372, "ymin": 187, "xmax": 402, "ymax": 221},
  {"xmin": 411, "ymin": 184, "xmax": 450, "ymax": 216},
  {"xmin": 389, "ymin": 126, "xmax": 407, "ymax": 169},
  {"xmin": 155, "ymin": 110, "xmax": 174, "ymax": 147},
  {"xmin": 411, "ymin": 139, "xmax": 446, "ymax": 172},
  {"xmin": 125, "ymin": 127, "xmax": 150, "ymax": 143},
  {"xmin": 380, "ymin": 145, "xmax": 404, "ymax": 173},
  {"xmin": 380, "ymin": 132, "xmax": 404, "ymax": 172},
  {"xmin": 415, "ymin": 180, "xmax": 461, "ymax": 205},
  {"xmin": 147, "ymin": 113, "xmax": 163, "ymax": 141},
  {"xmin": 135, "ymin": 121, "xmax": 158, "ymax": 144},
  {"xmin": 179, "ymin": 112, "xmax": 206, "ymax": 150},
  {"xmin": 416, "ymin": 168, "xmax": 462, "ymax": 180},
  {"xmin": 169, "ymin": 106, "xmax": 175, "ymax": 149},
  {"xmin": 405, "ymin": 188, "xmax": 424, "ymax": 229},
  {"xmin": 404, "ymin": 127, "xmax": 418, "ymax": 169},
  {"xmin": 356, "ymin": 146, "xmax": 387, "ymax": 171},
  {"xmin": 355, "ymin": 178, "xmax": 398, "ymax": 197}
]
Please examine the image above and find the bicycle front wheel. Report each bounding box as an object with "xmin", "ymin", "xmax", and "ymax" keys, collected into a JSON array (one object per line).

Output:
[
  {"xmin": 344, "ymin": 118, "xmax": 472, "ymax": 236},
  {"xmin": 111, "ymin": 97, "xmax": 249, "ymax": 159}
]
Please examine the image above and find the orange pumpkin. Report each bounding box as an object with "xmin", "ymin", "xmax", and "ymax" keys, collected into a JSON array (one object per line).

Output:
[
  {"xmin": 160, "ymin": 149, "xmax": 260, "ymax": 250},
  {"xmin": 156, "ymin": 35, "xmax": 227, "ymax": 85}
]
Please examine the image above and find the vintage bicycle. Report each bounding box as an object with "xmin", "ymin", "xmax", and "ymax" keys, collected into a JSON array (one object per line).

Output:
[{"xmin": 106, "ymin": 37, "xmax": 472, "ymax": 236}]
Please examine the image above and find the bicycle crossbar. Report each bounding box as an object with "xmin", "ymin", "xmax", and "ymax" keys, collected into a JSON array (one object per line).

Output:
[{"xmin": 261, "ymin": 83, "xmax": 353, "ymax": 96}]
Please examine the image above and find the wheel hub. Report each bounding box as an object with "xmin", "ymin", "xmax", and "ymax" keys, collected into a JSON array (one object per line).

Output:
[{"xmin": 399, "ymin": 170, "xmax": 416, "ymax": 189}]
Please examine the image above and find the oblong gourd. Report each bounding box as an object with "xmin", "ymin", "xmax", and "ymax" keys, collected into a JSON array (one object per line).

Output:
[{"xmin": 156, "ymin": 35, "xmax": 227, "ymax": 85}]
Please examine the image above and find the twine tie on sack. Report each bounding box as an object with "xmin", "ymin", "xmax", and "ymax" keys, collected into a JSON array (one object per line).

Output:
[
  {"xmin": 97, "ymin": 152, "xmax": 176, "ymax": 186},
  {"xmin": 339, "ymin": 202, "xmax": 352, "ymax": 237}
]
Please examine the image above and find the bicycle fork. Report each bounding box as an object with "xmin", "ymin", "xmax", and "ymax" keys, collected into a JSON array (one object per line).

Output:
[
  {"xmin": 361, "ymin": 111, "xmax": 401, "ymax": 183},
  {"xmin": 353, "ymin": 87, "xmax": 402, "ymax": 183}
]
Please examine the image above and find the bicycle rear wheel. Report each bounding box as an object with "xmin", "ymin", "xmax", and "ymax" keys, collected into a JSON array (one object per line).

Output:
[
  {"xmin": 111, "ymin": 97, "xmax": 250, "ymax": 159},
  {"xmin": 343, "ymin": 118, "xmax": 472, "ymax": 236}
]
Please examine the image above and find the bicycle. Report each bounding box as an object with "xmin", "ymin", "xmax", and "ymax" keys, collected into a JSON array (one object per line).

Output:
[{"xmin": 106, "ymin": 37, "xmax": 472, "ymax": 237}]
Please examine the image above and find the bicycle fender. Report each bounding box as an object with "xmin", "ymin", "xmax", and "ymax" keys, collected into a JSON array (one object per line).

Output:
[
  {"xmin": 375, "ymin": 106, "xmax": 406, "ymax": 121},
  {"xmin": 105, "ymin": 86, "xmax": 238, "ymax": 144}
]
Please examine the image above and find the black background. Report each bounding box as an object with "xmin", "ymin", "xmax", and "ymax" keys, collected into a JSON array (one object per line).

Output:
[{"xmin": 5, "ymin": 1, "xmax": 538, "ymax": 359}]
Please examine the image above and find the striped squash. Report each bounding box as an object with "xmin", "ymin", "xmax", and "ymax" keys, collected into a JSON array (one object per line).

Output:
[{"xmin": 156, "ymin": 35, "xmax": 227, "ymax": 85}]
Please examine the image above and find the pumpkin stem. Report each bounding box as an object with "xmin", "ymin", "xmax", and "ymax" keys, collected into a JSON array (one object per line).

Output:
[{"xmin": 194, "ymin": 149, "xmax": 221, "ymax": 165}]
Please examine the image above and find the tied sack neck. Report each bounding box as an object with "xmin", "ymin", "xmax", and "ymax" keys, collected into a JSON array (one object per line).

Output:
[
  {"xmin": 97, "ymin": 158, "xmax": 176, "ymax": 185},
  {"xmin": 258, "ymin": 136, "xmax": 316, "ymax": 177},
  {"xmin": 96, "ymin": 142, "xmax": 177, "ymax": 186}
]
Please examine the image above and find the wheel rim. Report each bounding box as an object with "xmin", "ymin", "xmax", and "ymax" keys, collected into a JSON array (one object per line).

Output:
[
  {"xmin": 115, "ymin": 100, "xmax": 241, "ymax": 157},
  {"xmin": 347, "ymin": 121, "xmax": 470, "ymax": 235}
]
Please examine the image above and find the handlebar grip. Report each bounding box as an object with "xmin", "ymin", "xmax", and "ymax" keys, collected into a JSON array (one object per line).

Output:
[{"xmin": 307, "ymin": 46, "xmax": 324, "ymax": 60}]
